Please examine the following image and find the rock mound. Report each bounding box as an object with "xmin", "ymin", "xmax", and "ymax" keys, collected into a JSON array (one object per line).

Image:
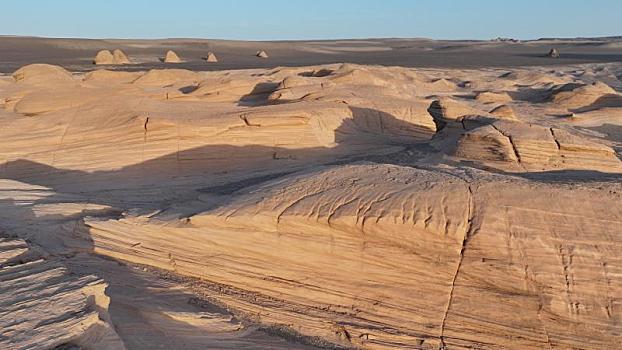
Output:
[
  {"xmin": 204, "ymin": 52, "xmax": 218, "ymax": 62},
  {"xmin": 164, "ymin": 50, "xmax": 182, "ymax": 63},
  {"xmin": 112, "ymin": 49, "xmax": 131, "ymax": 64},
  {"xmin": 256, "ymin": 50, "xmax": 269, "ymax": 58},
  {"xmin": 93, "ymin": 50, "xmax": 115, "ymax": 65},
  {"xmin": 94, "ymin": 49, "xmax": 131, "ymax": 65},
  {"xmin": 550, "ymin": 82, "xmax": 618, "ymax": 109},
  {"xmin": 12, "ymin": 64, "xmax": 75, "ymax": 85}
]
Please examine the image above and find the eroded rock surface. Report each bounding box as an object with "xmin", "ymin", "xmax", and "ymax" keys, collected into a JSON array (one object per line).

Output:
[{"xmin": 1, "ymin": 61, "xmax": 621, "ymax": 349}]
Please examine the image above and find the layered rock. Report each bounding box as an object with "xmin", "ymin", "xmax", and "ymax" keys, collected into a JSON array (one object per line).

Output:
[
  {"xmin": 454, "ymin": 120, "xmax": 622, "ymax": 172},
  {"xmin": 0, "ymin": 237, "xmax": 124, "ymax": 350},
  {"xmin": 84, "ymin": 163, "xmax": 622, "ymax": 349},
  {"xmin": 1, "ymin": 62, "xmax": 622, "ymax": 349}
]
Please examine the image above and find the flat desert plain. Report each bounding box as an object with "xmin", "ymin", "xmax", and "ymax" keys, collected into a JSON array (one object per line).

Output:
[{"xmin": 1, "ymin": 37, "xmax": 622, "ymax": 350}]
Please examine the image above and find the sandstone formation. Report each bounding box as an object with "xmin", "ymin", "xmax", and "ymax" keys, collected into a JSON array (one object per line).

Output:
[
  {"xmin": 94, "ymin": 49, "xmax": 115, "ymax": 65},
  {"xmin": 94, "ymin": 49, "xmax": 131, "ymax": 65},
  {"xmin": 489, "ymin": 104, "xmax": 517, "ymax": 119},
  {"xmin": 112, "ymin": 49, "xmax": 131, "ymax": 64},
  {"xmin": 1, "ymin": 61, "xmax": 621, "ymax": 349},
  {"xmin": 204, "ymin": 51, "xmax": 218, "ymax": 62},
  {"xmin": 164, "ymin": 50, "xmax": 182, "ymax": 63},
  {"xmin": 0, "ymin": 237, "xmax": 125, "ymax": 350}
]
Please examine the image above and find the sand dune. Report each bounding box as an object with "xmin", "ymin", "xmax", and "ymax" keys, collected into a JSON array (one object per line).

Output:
[{"xmin": 1, "ymin": 58, "xmax": 621, "ymax": 349}]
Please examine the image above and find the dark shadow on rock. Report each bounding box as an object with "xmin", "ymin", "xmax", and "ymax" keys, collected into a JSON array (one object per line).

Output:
[
  {"xmin": 298, "ymin": 69, "xmax": 333, "ymax": 77},
  {"xmin": 0, "ymin": 107, "xmax": 434, "ymax": 200},
  {"xmin": 238, "ymin": 82, "xmax": 280, "ymax": 106},
  {"xmin": 505, "ymin": 169, "xmax": 622, "ymax": 184},
  {"xmin": 179, "ymin": 85, "xmax": 199, "ymax": 94}
]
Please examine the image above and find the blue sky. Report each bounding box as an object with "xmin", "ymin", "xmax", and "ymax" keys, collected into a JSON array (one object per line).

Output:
[{"xmin": 2, "ymin": 0, "xmax": 621, "ymax": 40}]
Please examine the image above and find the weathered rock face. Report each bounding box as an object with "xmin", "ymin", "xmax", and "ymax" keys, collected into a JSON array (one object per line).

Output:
[
  {"xmin": 454, "ymin": 120, "xmax": 622, "ymax": 172},
  {"xmin": 489, "ymin": 104, "xmax": 516, "ymax": 119},
  {"xmin": 0, "ymin": 237, "xmax": 125, "ymax": 350},
  {"xmin": 1, "ymin": 61, "xmax": 622, "ymax": 349},
  {"xmin": 86, "ymin": 163, "xmax": 622, "ymax": 349}
]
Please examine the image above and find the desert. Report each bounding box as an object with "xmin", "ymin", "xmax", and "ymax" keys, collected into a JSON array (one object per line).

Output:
[{"xmin": 1, "ymin": 4, "xmax": 622, "ymax": 350}]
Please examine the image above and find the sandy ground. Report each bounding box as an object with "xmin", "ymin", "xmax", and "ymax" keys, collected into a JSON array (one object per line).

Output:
[
  {"xmin": 1, "ymin": 37, "xmax": 622, "ymax": 350},
  {"xmin": 1, "ymin": 36, "xmax": 622, "ymax": 73}
]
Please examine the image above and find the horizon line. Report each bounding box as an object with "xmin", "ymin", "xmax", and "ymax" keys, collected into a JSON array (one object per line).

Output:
[{"xmin": 2, "ymin": 34, "xmax": 622, "ymax": 43}]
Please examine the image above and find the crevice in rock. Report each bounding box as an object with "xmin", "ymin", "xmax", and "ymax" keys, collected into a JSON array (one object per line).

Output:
[
  {"xmin": 239, "ymin": 114, "xmax": 261, "ymax": 127},
  {"xmin": 439, "ymin": 184, "xmax": 475, "ymax": 349},
  {"xmin": 143, "ymin": 117, "xmax": 149, "ymax": 143},
  {"xmin": 550, "ymin": 127, "xmax": 561, "ymax": 150},
  {"xmin": 490, "ymin": 123, "xmax": 522, "ymax": 163}
]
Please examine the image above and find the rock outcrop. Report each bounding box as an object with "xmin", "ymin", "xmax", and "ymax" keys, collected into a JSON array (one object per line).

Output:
[
  {"xmin": 0, "ymin": 237, "xmax": 124, "ymax": 350},
  {"xmin": 94, "ymin": 49, "xmax": 131, "ymax": 65},
  {"xmin": 204, "ymin": 51, "xmax": 218, "ymax": 62},
  {"xmin": 112, "ymin": 49, "xmax": 131, "ymax": 64},
  {"xmin": 93, "ymin": 49, "xmax": 115, "ymax": 65},
  {"xmin": 1, "ymin": 62, "xmax": 621, "ymax": 349},
  {"xmin": 164, "ymin": 50, "xmax": 182, "ymax": 63}
]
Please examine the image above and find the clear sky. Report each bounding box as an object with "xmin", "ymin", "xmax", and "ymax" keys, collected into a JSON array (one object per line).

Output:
[{"xmin": 2, "ymin": 0, "xmax": 621, "ymax": 41}]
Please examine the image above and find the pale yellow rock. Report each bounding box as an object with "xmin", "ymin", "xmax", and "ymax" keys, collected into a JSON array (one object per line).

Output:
[
  {"xmin": 164, "ymin": 50, "xmax": 182, "ymax": 63},
  {"xmin": 489, "ymin": 104, "xmax": 517, "ymax": 119},
  {"xmin": 550, "ymin": 81, "xmax": 618, "ymax": 109},
  {"xmin": 0, "ymin": 238, "xmax": 125, "ymax": 350},
  {"xmin": 1, "ymin": 61, "xmax": 622, "ymax": 350},
  {"xmin": 204, "ymin": 51, "xmax": 218, "ymax": 62},
  {"xmin": 93, "ymin": 49, "xmax": 115, "ymax": 65},
  {"xmin": 83, "ymin": 69, "xmax": 143, "ymax": 84},
  {"xmin": 112, "ymin": 49, "xmax": 131, "ymax": 64},
  {"xmin": 475, "ymin": 91, "xmax": 513, "ymax": 104},
  {"xmin": 12, "ymin": 63, "xmax": 75, "ymax": 85}
]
